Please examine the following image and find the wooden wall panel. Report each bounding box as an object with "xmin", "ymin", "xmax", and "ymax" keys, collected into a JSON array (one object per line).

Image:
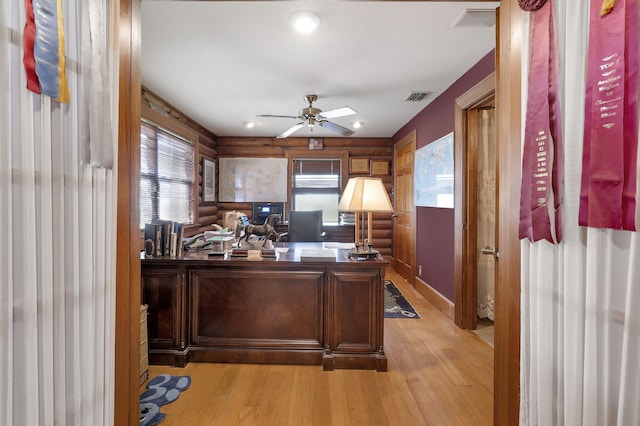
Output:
[
  {"xmin": 142, "ymin": 87, "xmax": 214, "ymax": 139},
  {"xmin": 216, "ymin": 137, "xmax": 392, "ymax": 157}
]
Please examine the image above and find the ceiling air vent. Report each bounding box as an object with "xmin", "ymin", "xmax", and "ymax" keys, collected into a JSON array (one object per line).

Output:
[
  {"xmin": 404, "ymin": 91, "xmax": 430, "ymax": 102},
  {"xmin": 452, "ymin": 9, "xmax": 496, "ymax": 27}
]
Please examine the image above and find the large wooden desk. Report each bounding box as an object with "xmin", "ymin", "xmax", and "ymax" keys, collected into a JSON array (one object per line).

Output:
[{"xmin": 141, "ymin": 242, "xmax": 388, "ymax": 371}]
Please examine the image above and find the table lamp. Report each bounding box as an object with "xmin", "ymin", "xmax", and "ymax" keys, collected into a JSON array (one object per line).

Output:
[{"xmin": 338, "ymin": 177, "xmax": 394, "ymax": 259}]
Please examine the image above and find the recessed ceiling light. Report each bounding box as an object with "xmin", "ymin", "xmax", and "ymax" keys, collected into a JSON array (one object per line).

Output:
[
  {"xmin": 289, "ymin": 10, "xmax": 320, "ymax": 34},
  {"xmin": 353, "ymin": 121, "xmax": 362, "ymax": 129},
  {"xmin": 245, "ymin": 121, "xmax": 256, "ymax": 129}
]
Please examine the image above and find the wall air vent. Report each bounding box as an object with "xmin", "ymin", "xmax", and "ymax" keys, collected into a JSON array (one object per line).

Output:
[
  {"xmin": 404, "ymin": 91, "xmax": 430, "ymax": 102},
  {"xmin": 452, "ymin": 9, "xmax": 496, "ymax": 27}
]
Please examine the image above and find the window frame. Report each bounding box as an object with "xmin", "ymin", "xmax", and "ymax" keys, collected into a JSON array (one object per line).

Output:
[
  {"xmin": 140, "ymin": 103, "xmax": 198, "ymax": 230},
  {"xmin": 285, "ymin": 150, "xmax": 349, "ymax": 222}
]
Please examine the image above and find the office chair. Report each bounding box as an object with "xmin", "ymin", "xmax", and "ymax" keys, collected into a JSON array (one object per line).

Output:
[{"xmin": 286, "ymin": 210, "xmax": 324, "ymax": 242}]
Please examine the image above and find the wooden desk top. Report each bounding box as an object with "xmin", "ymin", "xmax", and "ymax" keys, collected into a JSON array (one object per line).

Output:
[{"xmin": 141, "ymin": 242, "xmax": 387, "ymax": 265}]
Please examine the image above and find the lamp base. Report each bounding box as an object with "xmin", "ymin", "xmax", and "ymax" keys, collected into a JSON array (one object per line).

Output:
[{"xmin": 347, "ymin": 248, "xmax": 380, "ymax": 260}]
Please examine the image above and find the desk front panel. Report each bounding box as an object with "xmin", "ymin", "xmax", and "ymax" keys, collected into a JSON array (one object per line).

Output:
[
  {"xmin": 141, "ymin": 266, "xmax": 186, "ymax": 351},
  {"xmin": 189, "ymin": 268, "xmax": 325, "ymax": 345}
]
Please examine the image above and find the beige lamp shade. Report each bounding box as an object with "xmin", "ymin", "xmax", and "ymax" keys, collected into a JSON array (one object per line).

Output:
[
  {"xmin": 338, "ymin": 177, "xmax": 393, "ymax": 213},
  {"xmin": 338, "ymin": 177, "xmax": 393, "ymax": 246}
]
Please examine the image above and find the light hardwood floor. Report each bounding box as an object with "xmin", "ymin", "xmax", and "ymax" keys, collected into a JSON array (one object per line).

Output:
[{"xmin": 143, "ymin": 267, "xmax": 494, "ymax": 425}]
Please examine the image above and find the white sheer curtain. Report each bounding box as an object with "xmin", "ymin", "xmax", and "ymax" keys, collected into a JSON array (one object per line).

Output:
[
  {"xmin": 520, "ymin": 1, "xmax": 640, "ymax": 424},
  {"xmin": 477, "ymin": 108, "xmax": 496, "ymax": 321},
  {"xmin": 1, "ymin": 1, "xmax": 117, "ymax": 425}
]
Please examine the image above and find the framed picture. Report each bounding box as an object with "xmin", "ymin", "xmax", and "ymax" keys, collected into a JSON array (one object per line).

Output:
[
  {"xmin": 202, "ymin": 156, "xmax": 216, "ymax": 204},
  {"xmin": 371, "ymin": 160, "xmax": 390, "ymax": 176},
  {"xmin": 350, "ymin": 157, "xmax": 370, "ymax": 174},
  {"xmin": 308, "ymin": 138, "xmax": 324, "ymax": 150}
]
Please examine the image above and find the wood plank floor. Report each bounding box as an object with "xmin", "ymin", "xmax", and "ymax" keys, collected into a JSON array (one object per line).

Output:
[{"xmin": 142, "ymin": 267, "xmax": 494, "ymax": 425}]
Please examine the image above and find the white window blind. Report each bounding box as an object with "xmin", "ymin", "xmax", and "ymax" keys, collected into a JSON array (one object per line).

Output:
[{"xmin": 140, "ymin": 120, "xmax": 194, "ymax": 228}]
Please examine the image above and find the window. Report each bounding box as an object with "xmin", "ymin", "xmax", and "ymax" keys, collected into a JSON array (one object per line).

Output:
[
  {"xmin": 140, "ymin": 119, "xmax": 195, "ymax": 229},
  {"xmin": 292, "ymin": 158, "xmax": 341, "ymax": 222}
]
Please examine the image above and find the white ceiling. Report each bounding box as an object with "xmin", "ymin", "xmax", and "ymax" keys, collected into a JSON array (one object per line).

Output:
[{"xmin": 141, "ymin": 1, "xmax": 498, "ymax": 139}]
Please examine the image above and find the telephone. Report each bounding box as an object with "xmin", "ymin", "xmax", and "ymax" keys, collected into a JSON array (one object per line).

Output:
[{"xmin": 183, "ymin": 233, "xmax": 211, "ymax": 251}]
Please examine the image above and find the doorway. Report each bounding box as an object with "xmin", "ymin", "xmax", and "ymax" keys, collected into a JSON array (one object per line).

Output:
[
  {"xmin": 117, "ymin": 3, "xmax": 524, "ymax": 424},
  {"xmin": 472, "ymin": 102, "xmax": 496, "ymax": 346},
  {"xmin": 453, "ymin": 73, "xmax": 496, "ymax": 331}
]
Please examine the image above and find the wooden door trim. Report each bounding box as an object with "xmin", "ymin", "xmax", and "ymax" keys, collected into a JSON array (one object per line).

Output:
[
  {"xmin": 495, "ymin": 3, "xmax": 522, "ymax": 424},
  {"xmin": 115, "ymin": 0, "xmax": 142, "ymax": 424},
  {"xmin": 453, "ymin": 73, "xmax": 495, "ymax": 329},
  {"xmin": 393, "ymin": 130, "xmax": 416, "ymax": 283}
]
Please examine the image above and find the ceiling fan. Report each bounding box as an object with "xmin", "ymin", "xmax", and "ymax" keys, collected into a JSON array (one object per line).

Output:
[{"xmin": 258, "ymin": 94, "xmax": 357, "ymax": 139}]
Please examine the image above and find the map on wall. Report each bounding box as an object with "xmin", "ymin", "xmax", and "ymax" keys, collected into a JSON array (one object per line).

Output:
[
  {"xmin": 414, "ymin": 132, "xmax": 454, "ymax": 208},
  {"xmin": 219, "ymin": 157, "xmax": 288, "ymax": 202}
]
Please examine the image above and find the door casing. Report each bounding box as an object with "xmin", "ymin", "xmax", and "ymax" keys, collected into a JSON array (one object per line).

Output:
[
  {"xmin": 454, "ymin": 73, "xmax": 496, "ymax": 330},
  {"xmin": 392, "ymin": 131, "xmax": 416, "ymax": 284},
  {"xmin": 117, "ymin": 3, "xmax": 523, "ymax": 424}
]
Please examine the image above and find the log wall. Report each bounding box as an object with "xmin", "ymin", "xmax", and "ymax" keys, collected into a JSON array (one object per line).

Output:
[
  {"xmin": 216, "ymin": 137, "xmax": 394, "ymax": 255},
  {"xmin": 141, "ymin": 87, "xmax": 219, "ymax": 242},
  {"xmin": 141, "ymin": 88, "xmax": 394, "ymax": 255}
]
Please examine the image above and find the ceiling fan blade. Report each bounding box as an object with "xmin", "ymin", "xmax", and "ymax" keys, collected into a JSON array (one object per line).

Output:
[
  {"xmin": 318, "ymin": 106, "xmax": 356, "ymax": 119},
  {"xmin": 276, "ymin": 123, "xmax": 304, "ymax": 139},
  {"xmin": 319, "ymin": 120, "xmax": 355, "ymax": 137},
  {"xmin": 257, "ymin": 114, "xmax": 300, "ymax": 119}
]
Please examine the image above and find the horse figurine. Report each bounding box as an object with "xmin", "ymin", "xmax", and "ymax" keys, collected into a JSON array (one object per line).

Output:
[{"xmin": 242, "ymin": 213, "xmax": 281, "ymax": 244}]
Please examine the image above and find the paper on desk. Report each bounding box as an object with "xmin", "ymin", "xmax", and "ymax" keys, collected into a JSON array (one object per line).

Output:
[
  {"xmin": 275, "ymin": 247, "xmax": 289, "ymax": 253},
  {"xmin": 323, "ymin": 242, "xmax": 355, "ymax": 249}
]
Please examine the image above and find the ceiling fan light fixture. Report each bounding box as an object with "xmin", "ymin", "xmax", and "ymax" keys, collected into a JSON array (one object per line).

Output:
[{"xmin": 290, "ymin": 10, "xmax": 320, "ymax": 34}]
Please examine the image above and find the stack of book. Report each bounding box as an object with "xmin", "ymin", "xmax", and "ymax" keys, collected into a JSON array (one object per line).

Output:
[
  {"xmin": 299, "ymin": 249, "xmax": 336, "ymax": 262},
  {"xmin": 143, "ymin": 220, "xmax": 184, "ymax": 257}
]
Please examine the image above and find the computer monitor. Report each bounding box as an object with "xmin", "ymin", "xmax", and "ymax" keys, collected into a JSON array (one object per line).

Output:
[{"xmin": 252, "ymin": 202, "xmax": 284, "ymax": 224}]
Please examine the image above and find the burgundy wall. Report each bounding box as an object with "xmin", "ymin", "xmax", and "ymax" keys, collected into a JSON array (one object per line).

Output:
[{"xmin": 392, "ymin": 50, "xmax": 495, "ymax": 302}]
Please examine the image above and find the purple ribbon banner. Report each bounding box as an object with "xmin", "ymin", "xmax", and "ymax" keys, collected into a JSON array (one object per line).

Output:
[
  {"xmin": 519, "ymin": 0, "xmax": 565, "ymax": 243},
  {"xmin": 579, "ymin": 0, "xmax": 639, "ymax": 231}
]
